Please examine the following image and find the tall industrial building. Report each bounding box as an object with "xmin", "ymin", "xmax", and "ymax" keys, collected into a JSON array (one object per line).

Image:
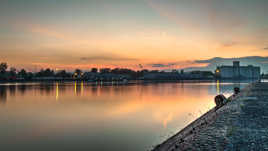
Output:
[{"xmin": 215, "ymin": 61, "xmax": 260, "ymax": 79}]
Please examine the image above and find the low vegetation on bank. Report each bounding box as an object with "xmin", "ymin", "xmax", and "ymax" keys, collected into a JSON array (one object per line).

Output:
[{"xmin": 0, "ymin": 62, "xmax": 216, "ymax": 82}]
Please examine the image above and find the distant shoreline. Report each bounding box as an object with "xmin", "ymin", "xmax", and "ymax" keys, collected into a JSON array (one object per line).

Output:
[{"xmin": 0, "ymin": 79, "xmax": 257, "ymax": 85}]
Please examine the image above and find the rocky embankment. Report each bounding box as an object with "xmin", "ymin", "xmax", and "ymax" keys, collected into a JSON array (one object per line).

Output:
[{"xmin": 153, "ymin": 82, "xmax": 268, "ymax": 151}]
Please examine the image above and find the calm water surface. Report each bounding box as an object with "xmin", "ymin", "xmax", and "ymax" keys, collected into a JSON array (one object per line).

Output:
[{"xmin": 0, "ymin": 81, "xmax": 248, "ymax": 151}]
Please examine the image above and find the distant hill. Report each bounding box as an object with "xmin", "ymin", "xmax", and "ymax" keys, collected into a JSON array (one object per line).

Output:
[{"xmin": 183, "ymin": 56, "xmax": 268, "ymax": 74}]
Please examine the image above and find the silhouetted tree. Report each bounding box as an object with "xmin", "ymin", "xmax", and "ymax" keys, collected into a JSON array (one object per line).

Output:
[
  {"xmin": 18, "ymin": 69, "xmax": 27, "ymax": 78},
  {"xmin": 36, "ymin": 69, "xmax": 44, "ymax": 77},
  {"xmin": 0, "ymin": 63, "xmax": 8, "ymax": 74},
  {"xmin": 100, "ymin": 68, "xmax": 111, "ymax": 74},
  {"xmin": 190, "ymin": 71, "xmax": 214, "ymax": 78},
  {"xmin": 151, "ymin": 70, "xmax": 159, "ymax": 73},
  {"xmin": 91, "ymin": 68, "xmax": 98, "ymax": 73},
  {"xmin": 141, "ymin": 69, "xmax": 149, "ymax": 73},
  {"xmin": 136, "ymin": 70, "xmax": 143, "ymax": 78},
  {"xmin": 27, "ymin": 72, "xmax": 34, "ymax": 80},
  {"xmin": 44, "ymin": 68, "xmax": 54, "ymax": 77},
  {"xmin": 110, "ymin": 68, "xmax": 137, "ymax": 79},
  {"xmin": 111, "ymin": 68, "xmax": 120, "ymax": 74},
  {"xmin": 9, "ymin": 67, "xmax": 17, "ymax": 77},
  {"xmin": 56, "ymin": 70, "xmax": 70, "ymax": 78},
  {"xmin": 202, "ymin": 71, "xmax": 214, "ymax": 77},
  {"xmin": 36, "ymin": 68, "xmax": 54, "ymax": 77}
]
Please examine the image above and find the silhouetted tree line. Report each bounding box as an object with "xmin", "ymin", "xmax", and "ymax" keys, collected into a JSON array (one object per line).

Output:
[
  {"xmin": 0, "ymin": 62, "xmax": 215, "ymax": 81},
  {"xmin": 190, "ymin": 71, "xmax": 214, "ymax": 77}
]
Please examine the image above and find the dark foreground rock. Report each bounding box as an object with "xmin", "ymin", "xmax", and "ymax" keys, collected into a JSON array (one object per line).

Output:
[{"xmin": 153, "ymin": 82, "xmax": 268, "ymax": 151}]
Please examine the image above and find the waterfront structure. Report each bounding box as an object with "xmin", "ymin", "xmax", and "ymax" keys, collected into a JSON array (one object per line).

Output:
[{"xmin": 215, "ymin": 61, "xmax": 260, "ymax": 79}]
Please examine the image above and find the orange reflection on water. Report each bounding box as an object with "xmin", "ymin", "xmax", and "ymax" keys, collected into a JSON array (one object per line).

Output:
[
  {"xmin": 162, "ymin": 113, "xmax": 173, "ymax": 129},
  {"xmin": 74, "ymin": 81, "xmax": 77, "ymax": 95},
  {"xmin": 216, "ymin": 80, "xmax": 220, "ymax": 94},
  {"xmin": 56, "ymin": 83, "xmax": 59, "ymax": 101},
  {"xmin": 0, "ymin": 82, "xmax": 240, "ymax": 151},
  {"xmin": 1, "ymin": 83, "xmax": 217, "ymax": 129}
]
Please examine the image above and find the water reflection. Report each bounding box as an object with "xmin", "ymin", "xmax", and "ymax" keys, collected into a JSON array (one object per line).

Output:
[
  {"xmin": 216, "ymin": 80, "xmax": 220, "ymax": 94},
  {"xmin": 18, "ymin": 84, "xmax": 26, "ymax": 95},
  {"xmin": 0, "ymin": 86, "xmax": 7, "ymax": 104},
  {"xmin": 9, "ymin": 85, "xmax": 16, "ymax": 97},
  {"xmin": 56, "ymin": 83, "xmax": 59, "ymax": 101},
  {"xmin": 0, "ymin": 81, "xmax": 249, "ymax": 151}
]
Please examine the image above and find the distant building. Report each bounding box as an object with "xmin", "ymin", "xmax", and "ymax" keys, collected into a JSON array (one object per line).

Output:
[{"xmin": 215, "ymin": 61, "xmax": 260, "ymax": 79}]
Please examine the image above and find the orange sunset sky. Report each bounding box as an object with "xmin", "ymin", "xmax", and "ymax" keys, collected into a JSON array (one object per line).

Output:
[{"xmin": 0, "ymin": 0, "xmax": 268, "ymax": 71}]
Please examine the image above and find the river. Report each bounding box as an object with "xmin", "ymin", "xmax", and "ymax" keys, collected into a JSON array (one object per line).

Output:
[{"xmin": 0, "ymin": 81, "xmax": 249, "ymax": 151}]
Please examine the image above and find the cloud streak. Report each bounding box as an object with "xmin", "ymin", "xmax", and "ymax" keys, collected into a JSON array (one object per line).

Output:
[
  {"xmin": 150, "ymin": 63, "xmax": 175, "ymax": 68},
  {"xmin": 145, "ymin": 61, "xmax": 209, "ymax": 70},
  {"xmin": 221, "ymin": 41, "xmax": 237, "ymax": 47},
  {"xmin": 80, "ymin": 55, "xmax": 138, "ymax": 62}
]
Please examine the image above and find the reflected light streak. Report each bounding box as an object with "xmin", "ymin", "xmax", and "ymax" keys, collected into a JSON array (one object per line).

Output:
[
  {"xmin": 216, "ymin": 80, "xmax": 220, "ymax": 94},
  {"xmin": 74, "ymin": 81, "xmax": 77, "ymax": 95},
  {"xmin": 81, "ymin": 82, "xmax": 84, "ymax": 96},
  {"xmin": 56, "ymin": 83, "xmax": 59, "ymax": 101},
  {"xmin": 163, "ymin": 113, "xmax": 173, "ymax": 129}
]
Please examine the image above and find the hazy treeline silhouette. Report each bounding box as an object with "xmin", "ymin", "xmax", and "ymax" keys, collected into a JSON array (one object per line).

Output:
[
  {"xmin": 0, "ymin": 62, "xmax": 163, "ymax": 80},
  {"xmin": 0, "ymin": 62, "xmax": 217, "ymax": 81}
]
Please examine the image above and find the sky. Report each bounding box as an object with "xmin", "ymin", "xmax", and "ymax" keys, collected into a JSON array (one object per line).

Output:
[{"xmin": 0, "ymin": 0, "xmax": 268, "ymax": 71}]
